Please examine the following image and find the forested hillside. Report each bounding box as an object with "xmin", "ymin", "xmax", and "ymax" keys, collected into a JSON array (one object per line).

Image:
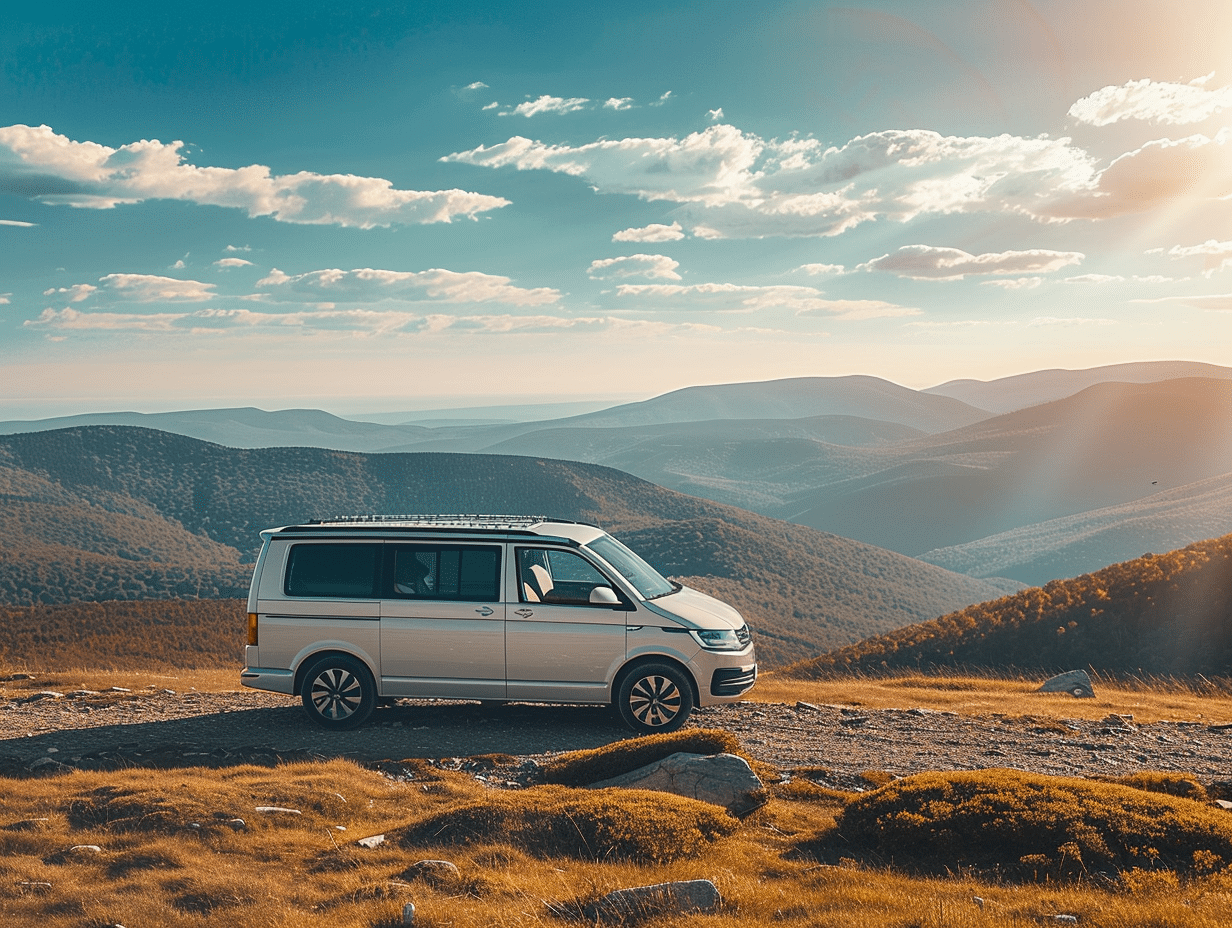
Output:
[
  {"xmin": 0, "ymin": 426, "xmax": 1017, "ymax": 666},
  {"xmin": 788, "ymin": 533, "xmax": 1232, "ymax": 677}
]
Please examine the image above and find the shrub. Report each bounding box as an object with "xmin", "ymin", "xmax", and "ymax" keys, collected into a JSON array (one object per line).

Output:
[
  {"xmin": 393, "ymin": 785, "xmax": 737, "ymax": 862},
  {"xmin": 822, "ymin": 769, "xmax": 1232, "ymax": 880},
  {"xmin": 1113, "ymin": 771, "xmax": 1208, "ymax": 801},
  {"xmin": 538, "ymin": 728, "xmax": 746, "ymax": 786}
]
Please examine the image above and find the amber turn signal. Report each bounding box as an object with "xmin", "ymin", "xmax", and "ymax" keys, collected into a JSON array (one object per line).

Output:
[{"xmin": 247, "ymin": 612, "xmax": 259, "ymax": 646}]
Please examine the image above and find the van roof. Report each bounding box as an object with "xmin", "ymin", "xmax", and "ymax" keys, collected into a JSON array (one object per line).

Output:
[{"xmin": 264, "ymin": 514, "xmax": 606, "ymax": 545}]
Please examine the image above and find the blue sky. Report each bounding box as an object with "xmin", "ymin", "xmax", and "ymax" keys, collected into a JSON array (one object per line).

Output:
[{"xmin": 3, "ymin": 1, "xmax": 1232, "ymax": 417}]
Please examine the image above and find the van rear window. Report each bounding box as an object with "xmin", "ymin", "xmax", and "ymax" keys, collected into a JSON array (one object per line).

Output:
[
  {"xmin": 285, "ymin": 543, "xmax": 381, "ymax": 598},
  {"xmin": 389, "ymin": 545, "xmax": 500, "ymax": 602}
]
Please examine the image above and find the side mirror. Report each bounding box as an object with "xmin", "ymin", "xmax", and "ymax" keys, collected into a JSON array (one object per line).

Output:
[{"xmin": 589, "ymin": 586, "xmax": 620, "ymax": 605}]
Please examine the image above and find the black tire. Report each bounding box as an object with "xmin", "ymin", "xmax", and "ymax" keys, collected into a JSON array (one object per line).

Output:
[
  {"xmin": 300, "ymin": 655, "xmax": 376, "ymax": 730},
  {"xmin": 616, "ymin": 662, "xmax": 694, "ymax": 734}
]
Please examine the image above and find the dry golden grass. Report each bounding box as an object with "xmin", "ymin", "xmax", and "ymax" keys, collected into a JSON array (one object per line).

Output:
[
  {"xmin": 753, "ymin": 671, "xmax": 1232, "ymax": 724},
  {"xmin": 5, "ymin": 756, "xmax": 1232, "ymax": 927}
]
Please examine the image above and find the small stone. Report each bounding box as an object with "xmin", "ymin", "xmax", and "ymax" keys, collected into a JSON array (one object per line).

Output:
[
  {"xmin": 972, "ymin": 896, "xmax": 984, "ymax": 908},
  {"xmin": 586, "ymin": 880, "xmax": 721, "ymax": 922},
  {"xmin": 226, "ymin": 818, "xmax": 247, "ymax": 830},
  {"xmin": 402, "ymin": 902, "xmax": 415, "ymax": 926},
  {"xmin": 1214, "ymin": 800, "xmax": 1232, "ymax": 811},
  {"xmin": 1054, "ymin": 917, "xmax": 1078, "ymax": 924},
  {"xmin": 3, "ymin": 672, "xmax": 35, "ymax": 680},
  {"xmin": 254, "ymin": 806, "xmax": 301, "ymax": 815},
  {"xmin": 69, "ymin": 844, "xmax": 102, "ymax": 853},
  {"xmin": 401, "ymin": 859, "xmax": 460, "ymax": 886},
  {"xmin": 795, "ymin": 701, "xmax": 822, "ymax": 712},
  {"xmin": 588, "ymin": 753, "xmax": 764, "ymax": 814},
  {"xmin": 356, "ymin": 833, "xmax": 386, "ymax": 849},
  {"xmin": 46, "ymin": 747, "xmax": 58, "ymax": 754},
  {"xmin": 109, "ymin": 686, "xmax": 131, "ymax": 692},
  {"xmin": 1038, "ymin": 670, "xmax": 1094, "ymax": 699}
]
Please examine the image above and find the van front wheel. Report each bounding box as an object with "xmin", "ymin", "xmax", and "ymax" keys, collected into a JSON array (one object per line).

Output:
[
  {"xmin": 301, "ymin": 656, "xmax": 376, "ymax": 730},
  {"xmin": 616, "ymin": 663, "xmax": 694, "ymax": 734}
]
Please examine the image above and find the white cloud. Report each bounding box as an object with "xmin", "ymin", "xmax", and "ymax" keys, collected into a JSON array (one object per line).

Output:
[
  {"xmin": 23, "ymin": 305, "xmax": 719, "ymax": 338},
  {"xmin": 0, "ymin": 124, "xmax": 509, "ymax": 228},
  {"xmin": 588, "ymin": 254, "xmax": 681, "ymax": 280},
  {"xmin": 981, "ymin": 277, "xmax": 1043, "ymax": 290},
  {"xmin": 796, "ymin": 263, "xmax": 845, "ymax": 276},
  {"xmin": 482, "ymin": 102, "xmax": 499, "ymax": 111},
  {"xmin": 1166, "ymin": 239, "xmax": 1232, "ymax": 276},
  {"xmin": 859, "ymin": 245, "xmax": 1084, "ymax": 280},
  {"xmin": 445, "ymin": 122, "xmax": 1232, "ymax": 237},
  {"xmin": 0, "ymin": 293, "xmax": 10, "ymax": 304},
  {"xmin": 171, "ymin": 259, "xmax": 186, "ymax": 269},
  {"xmin": 1, "ymin": 218, "xmax": 36, "ymax": 227},
  {"xmin": 256, "ymin": 267, "xmax": 560, "ymax": 306},
  {"xmin": 1066, "ymin": 274, "xmax": 1176, "ymax": 284},
  {"xmin": 707, "ymin": 108, "xmax": 724, "ymax": 121},
  {"xmin": 214, "ymin": 257, "xmax": 253, "ymax": 268},
  {"xmin": 502, "ymin": 95, "xmax": 589, "ymax": 117},
  {"xmin": 612, "ymin": 221, "xmax": 684, "ymax": 243},
  {"xmin": 604, "ymin": 97, "xmax": 634, "ymax": 111},
  {"xmin": 224, "ymin": 244, "xmax": 250, "ymax": 252},
  {"xmin": 98, "ymin": 274, "xmax": 215, "ymax": 302},
  {"xmin": 1069, "ymin": 76, "xmax": 1232, "ymax": 126},
  {"xmin": 1026, "ymin": 316, "xmax": 1116, "ymax": 327},
  {"xmin": 464, "ymin": 81, "xmax": 489, "ymax": 91},
  {"xmin": 43, "ymin": 283, "xmax": 96, "ymax": 302},
  {"xmin": 651, "ymin": 91, "xmax": 673, "ymax": 106},
  {"xmin": 1175, "ymin": 293, "xmax": 1232, "ymax": 310},
  {"xmin": 613, "ymin": 281, "xmax": 918, "ymax": 319}
]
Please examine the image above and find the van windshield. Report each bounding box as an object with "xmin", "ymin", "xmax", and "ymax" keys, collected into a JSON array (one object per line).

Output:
[{"xmin": 585, "ymin": 534, "xmax": 676, "ymax": 600}]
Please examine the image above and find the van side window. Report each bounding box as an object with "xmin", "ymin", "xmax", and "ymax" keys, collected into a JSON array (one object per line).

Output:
[
  {"xmin": 388, "ymin": 545, "xmax": 500, "ymax": 602},
  {"xmin": 284, "ymin": 543, "xmax": 381, "ymax": 598},
  {"xmin": 517, "ymin": 547, "xmax": 613, "ymax": 605}
]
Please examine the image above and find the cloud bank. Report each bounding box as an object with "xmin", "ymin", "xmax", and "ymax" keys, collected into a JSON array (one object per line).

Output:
[
  {"xmin": 1069, "ymin": 76, "xmax": 1232, "ymax": 126},
  {"xmin": 255, "ymin": 267, "xmax": 560, "ymax": 306},
  {"xmin": 446, "ymin": 123, "xmax": 1232, "ymax": 237},
  {"xmin": 860, "ymin": 245, "xmax": 1084, "ymax": 280},
  {"xmin": 0, "ymin": 124, "xmax": 509, "ymax": 228}
]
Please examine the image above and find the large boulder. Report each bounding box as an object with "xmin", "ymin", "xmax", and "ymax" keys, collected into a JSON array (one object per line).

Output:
[{"xmin": 588, "ymin": 752, "xmax": 764, "ymax": 814}]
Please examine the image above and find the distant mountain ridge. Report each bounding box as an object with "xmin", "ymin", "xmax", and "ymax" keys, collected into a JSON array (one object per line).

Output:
[
  {"xmin": 0, "ymin": 425, "xmax": 1016, "ymax": 666},
  {"xmin": 925, "ymin": 360, "xmax": 1232, "ymax": 413}
]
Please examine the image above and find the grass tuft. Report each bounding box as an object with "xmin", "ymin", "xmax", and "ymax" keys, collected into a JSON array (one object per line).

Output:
[
  {"xmin": 811, "ymin": 768, "xmax": 1232, "ymax": 881},
  {"xmin": 393, "ymin": 785, "xmax": 738, "ymax": 863},
  {"xmin": 538, "ymin": 728, "xmax": 747, "ymax": 786}
]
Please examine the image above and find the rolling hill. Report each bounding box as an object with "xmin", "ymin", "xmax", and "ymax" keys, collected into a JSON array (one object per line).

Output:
[
  {"xmin": 786, "ymin": 532, "xmax": 1232, "ymax": 678},
  {"xmin": 924, "ymin": 360, "xmax": 1232, "ymax": 414},
  {"xmin": 918, "ymin": 472, "xmax": 1232, "ymax": 586},
  {"xmin": 0, "ymin": 426, "xmax": 1017, "ymax": 666}
]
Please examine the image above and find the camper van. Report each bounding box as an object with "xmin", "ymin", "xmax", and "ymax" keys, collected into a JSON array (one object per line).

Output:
[{"xmin": 242, "ymin": 515, "xmax": 756, "ymax": 732}]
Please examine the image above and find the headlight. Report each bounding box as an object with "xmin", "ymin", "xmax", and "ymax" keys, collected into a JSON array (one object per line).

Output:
[{"xmin": 689, "ymin": 627, "xmax": 744, "ymax": 651}]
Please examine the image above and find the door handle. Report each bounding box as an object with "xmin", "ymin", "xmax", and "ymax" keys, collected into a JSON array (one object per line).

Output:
[
  {"xmin": 475, "ymin": 606, "xmax": 494, "ymax": 616},
  {"xmin": 514, "ymin": 608, "xmax": 533, "ymax": 618}
]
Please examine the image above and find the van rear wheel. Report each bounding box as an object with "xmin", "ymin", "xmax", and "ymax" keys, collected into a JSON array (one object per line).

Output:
[
  {"xmin": 616, "ymin": 663, "xmax": 693, "ymax": 734},
  {"xmin": 301, "ymin": 655, "xmax": 376, "ymax": 730}
]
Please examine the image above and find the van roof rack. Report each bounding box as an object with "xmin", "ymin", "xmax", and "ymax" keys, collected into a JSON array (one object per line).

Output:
[{"xmin": 305, "ymin": 514, "xmax": 573, "ymax": 528}]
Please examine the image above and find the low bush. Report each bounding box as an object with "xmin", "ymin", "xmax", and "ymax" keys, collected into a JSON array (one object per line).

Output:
[
  {"xmin": 820, "ymin": 769, "xmax": 1232, "ymax": 881},
  {"xmin": 538, "ymin": 728, "xmax": 746, "ymax": 786},
  {"xmin": 394, "ymin": 785, "xmax": 737, "ymax": 862},
  {"xmin": 1112, "ymin": 771, "xmax": 1208, "ymax": 801}
]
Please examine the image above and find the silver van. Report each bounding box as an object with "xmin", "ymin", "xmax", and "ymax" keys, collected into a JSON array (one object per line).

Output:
[{"xmin": 241, "ymin": 515, "xmax": 756, "ymax": 732}]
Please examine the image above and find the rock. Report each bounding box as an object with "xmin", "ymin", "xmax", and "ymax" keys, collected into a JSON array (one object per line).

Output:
[
  {"xmin": 402, "ymin": 902, "xmax": 416, "ymax": 926},
  {"xmin": 69, "ymin": 844, "xmax": 102, "ymax": 853},
  {"xmin": 1054, "ymin": 916, "xmax": 1078, "ymax": 924},
  {"xmin": 356, "ymin": 834, "xmax": 386, "ymax": 849},
  {"xmin": 2, "ymin": 672, "xmax": 35, "ymax": 681},
  {"xmin": 225, "ymin": 818, "xmax": 247, "ymax": 830},
  {"xmin": 28, "ymin": 756, "xmax": 69, "ymax": 772},
  {"xmin": 254, "ymin": 806, "xmax": 301, "ymax": 815},
  {"xmin": 1038, "ymin": 670, "xmax": 1094, "ymax": 699},
  {"xmin": 585, "ymin": 880, "xmax": 721, "ymax": 922},
  {"xmin": 795, "ymin": 701, "xmax": 822, "ymax": 712},
  {"xmin": 21, "ymin": 691, "xmax": 65, "ymax": 704},
  {"xmin": 588, "ymin": 752, "xmax": 764, "ymax": 814},
  {"xmin": 1214, "ymin": 800, "xmax": 1232, "ymax": 811},
  {"xmin": 400, "ymin": 859, "xmax": 460, "ymax": 887}
]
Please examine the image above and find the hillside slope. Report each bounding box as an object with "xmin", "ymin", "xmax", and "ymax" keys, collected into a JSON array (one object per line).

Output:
[
  {"xmin": 789, "ymin": 378, "xmax": 1232, "ymax": 558},
  {"xmin": 787, "ymin": 533, "xmax": 1232, "ymax": 677},
  {"xmin": 0, "ymin": 426, "xmax": 1016, "ymax": 666},
  {"xmin": 919, "ymin": 472, "xmax": 1232, "ymax": 585}
]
